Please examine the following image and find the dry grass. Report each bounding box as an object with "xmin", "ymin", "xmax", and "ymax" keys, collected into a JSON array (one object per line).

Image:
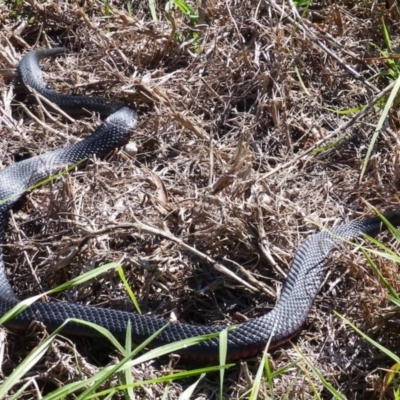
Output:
[{"xmin": 1, "ymin": 0, "xmax": 400, "ymax": 398}]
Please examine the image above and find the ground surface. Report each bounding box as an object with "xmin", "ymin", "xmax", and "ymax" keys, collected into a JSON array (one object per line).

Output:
[{"xmin": 1, "ymin": 0, "xmax": 400, "ymax": 399}]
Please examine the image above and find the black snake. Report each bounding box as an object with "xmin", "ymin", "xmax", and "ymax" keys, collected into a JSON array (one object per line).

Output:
[{"xmin": 0, "ymin": 48, "xmax": 399, "ymax": 361}]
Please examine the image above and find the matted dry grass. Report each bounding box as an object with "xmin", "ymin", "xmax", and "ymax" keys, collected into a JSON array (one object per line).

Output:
[{"xmin": 1, "ymin": 0, "xmax": 400, "ymax": 398}]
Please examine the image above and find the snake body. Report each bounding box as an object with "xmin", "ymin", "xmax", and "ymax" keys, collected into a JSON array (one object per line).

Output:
[{"xmin": 0, "ymin": 48, "xmax": 399, "ymax": 361}]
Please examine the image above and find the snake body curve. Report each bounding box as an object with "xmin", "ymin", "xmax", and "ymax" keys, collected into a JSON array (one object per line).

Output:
[{"xmin": 0, "ymin": 48, "xmax": 399, "ymax": 361}]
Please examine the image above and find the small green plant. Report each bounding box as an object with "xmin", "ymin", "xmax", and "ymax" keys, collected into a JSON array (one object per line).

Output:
[
  {"xmin": 166, "ymin": 0, "xmax": 199, "ymax": 27},
  {"xmin": 369, "ymin": 18, "xmax": 400, "ymax": 82},
  {"xmin": 103, "ymin": 0, "xmax": 111, "ymax": 16},
  {"xmin": 165, "ymin": 0, "xmax": 201, "ymax": 51}
]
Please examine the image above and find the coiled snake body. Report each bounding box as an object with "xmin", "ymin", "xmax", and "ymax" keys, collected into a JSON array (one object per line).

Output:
[{"xmin": 0, "ymin": 48, "xmax": 399, "ymax": 361}]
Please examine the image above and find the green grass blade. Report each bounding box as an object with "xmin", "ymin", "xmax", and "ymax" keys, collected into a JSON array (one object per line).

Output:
[
  {"xmin": 219, "ymin": 327, "xmax": 228, "ymax": 399},
  {"xmin": 123, "ymin": 321, "xmax": 134, "ymax": 399},
  {"xmin": 264, "ymin": 351, "xmax": 274, "ymax": 399},
  {"xmin": 44, "ymin": 338, "xmax": 233, "ymax": 399},
  {"xmin": 249, "ymin": 350, "xmax": 268, "ymax": 400},
  {"xmin": 390, "ymin": 296, "xmax": 400, "ymax": 307},
  {"xmin": 295, "ymin": 66, "xmax": 311, "ymax": 97},
  {"xmin": 294, "ymin": 346, "xmax": 347, "ymax": 399},
  {"xmin": 148, "ymin": 0, "xmax": 157, "ymax": 21},
  {"xmin": 0, "ymin": 323, "xmax": 77, "ymax": 398},
  {"xmin": 323, "ymin": 104, "xmax": 366, "ymax": 114},
  {"xmin": 382, "ymin": 17, "xmax": 392, "ymax": 52},
  {"xmin": 361, "ymin": 247, "xmax": 400, "ymax": 301},
  {"xmin": 336, "ymin": 313, "xmax": 400, "ymax": 364},
  {"xmin": 360, "ymin": 75, "xmax": 400, "ymax": 181},
  {"xmin": 249, "ymin": 348, "xmax": 270, "ymax": 400},
  {"xmin": 0, "ymin": 161, "xmax": 83, "ymax": 208},
  {"xmin": 117, "ymin": 265, "xmax": 141, "ymax": 314},
  {"xmin": 85, "ymin": 367, "xmax": 229, "ymax": 398},
  {"xmin": 179, "ymin": 373, "xmax": 205, "ymax": 400},
  {"xmin": 0, "ymin": 262, "xmax": 123, "ymax": 327},
  {"xmin": 44, "ymin": 324, "xmax": 170, "ymax": 400},
  {"xmin": 7, "ymin": 378, "xmax": 35, "ymax": 400},
  {"xmin": 161, "ymin": 382, "xmax": 171, "ymax": 400},
  {"xmin": 172, "ymin": 0, "xmax": 199, "ymax": 25}
]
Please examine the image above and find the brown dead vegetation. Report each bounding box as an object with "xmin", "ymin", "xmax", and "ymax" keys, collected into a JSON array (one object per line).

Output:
[{"xmin": 1, "ymin": 0, "xmax": 400, "ymax": 398}]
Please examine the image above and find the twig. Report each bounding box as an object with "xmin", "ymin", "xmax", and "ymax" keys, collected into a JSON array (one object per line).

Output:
[{"xmin": 79, "ymin": 220, "xmax": 276, "ymax": 294}]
